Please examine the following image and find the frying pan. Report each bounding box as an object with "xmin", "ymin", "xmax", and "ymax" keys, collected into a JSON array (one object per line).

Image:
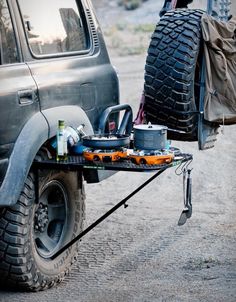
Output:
[{"xmin": 82, "ymin": 134, "xmax": 130, "ymax": 149}]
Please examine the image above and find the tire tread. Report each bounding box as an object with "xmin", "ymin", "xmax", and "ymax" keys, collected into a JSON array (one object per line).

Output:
[
  {"xmin": 0, "ymin": 172, "xmax": 85, "ymax": 291},
  {"xmin": 144, "ymin": 9, "xmax": 204, "ymax": 140}
]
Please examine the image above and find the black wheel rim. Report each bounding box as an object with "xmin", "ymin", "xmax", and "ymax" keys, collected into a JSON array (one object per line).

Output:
[{"xmin": 33, "ymin": 180, "xmax": 68, "ymax": 258}]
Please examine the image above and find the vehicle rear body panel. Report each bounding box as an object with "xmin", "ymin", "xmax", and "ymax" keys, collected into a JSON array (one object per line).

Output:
[{"xmin": 0, "ymin": 0, "xmax": 119, "ymax": 192}]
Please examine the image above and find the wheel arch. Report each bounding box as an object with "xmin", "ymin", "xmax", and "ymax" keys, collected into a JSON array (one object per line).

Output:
[{"xmin": 0, "ymin": 105, "xmax": 93, "ymax": 207}]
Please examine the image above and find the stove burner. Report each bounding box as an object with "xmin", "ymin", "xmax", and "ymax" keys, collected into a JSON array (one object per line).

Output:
[
  {"xmin": 83, "ymin": 147, "xmax": 180, "ymax": 165},
  {"xmin": 128, "ymin": 147, "xmax": 179, "ymax": 165},
  {"xmin": 83, "ymin": 148, "xmax": 127, "ymax": 162}
]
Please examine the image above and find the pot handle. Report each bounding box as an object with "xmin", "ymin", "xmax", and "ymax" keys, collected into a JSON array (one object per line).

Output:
[{"xmin": 98, "ymin": 104, "xmax": 133, "ymax": 135}]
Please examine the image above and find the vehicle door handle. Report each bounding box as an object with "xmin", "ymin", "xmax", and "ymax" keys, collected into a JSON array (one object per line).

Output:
[{"xmin": 18, "ymin": 89, "xmax": 35, "ymax": 105}]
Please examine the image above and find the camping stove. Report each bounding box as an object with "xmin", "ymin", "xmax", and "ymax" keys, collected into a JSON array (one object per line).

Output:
[
  {"xmin": 128, "ymin": 147, "xmax": 181, "ymax": 165},
  {"xmin": 83, "ymin": 148, "xmax": 127, "ymax": 162}
]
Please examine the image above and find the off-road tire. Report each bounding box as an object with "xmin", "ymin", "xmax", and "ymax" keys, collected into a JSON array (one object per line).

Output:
[
  {"xmin": 144, "ymin": 9, "xmax": 204, "ymax": 141},
  {"xmin": 0, "ymin": 170, "xmax": 85, "ymax": 291}
]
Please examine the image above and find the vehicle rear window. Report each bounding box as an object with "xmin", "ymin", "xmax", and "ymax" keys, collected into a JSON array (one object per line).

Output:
[
  {"xmin": 0, "ymin": 0, "xmax": 19, "ymax": 64},
  {"xmin": 18, "ymin": 0, "xmax": 89, "ymax": 56}
]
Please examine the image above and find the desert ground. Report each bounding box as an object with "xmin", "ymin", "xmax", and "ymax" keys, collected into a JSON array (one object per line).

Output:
[{"xmin": 0, "ymin": 1, "xmax": 235, "ymax": 301}]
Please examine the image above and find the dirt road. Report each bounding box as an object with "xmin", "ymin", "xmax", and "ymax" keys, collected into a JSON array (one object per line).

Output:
[{"xmin": 0, "ymin": 1, "xmax": 235, "ymax": 301}]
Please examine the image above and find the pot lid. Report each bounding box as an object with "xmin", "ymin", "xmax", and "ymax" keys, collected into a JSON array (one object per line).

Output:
[{"xmin": 133, "ymin": 123, "xmax": 168, "ymax": 131}]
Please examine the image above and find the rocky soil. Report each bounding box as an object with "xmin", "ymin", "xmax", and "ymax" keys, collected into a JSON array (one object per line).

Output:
[{"xmin": 0, "ymin": 1, "xmax": 235, "ymax": 301}]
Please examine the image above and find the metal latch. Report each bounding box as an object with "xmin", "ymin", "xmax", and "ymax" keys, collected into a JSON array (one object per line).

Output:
[{"xmin": 178, "ymin": 168, "xmax": 192, "ymax": 226}]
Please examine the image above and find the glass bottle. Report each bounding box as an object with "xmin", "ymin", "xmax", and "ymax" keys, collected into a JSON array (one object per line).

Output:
[{"xmin": 56, "ymin": 120, "xmax": 68, "ymax": 161}]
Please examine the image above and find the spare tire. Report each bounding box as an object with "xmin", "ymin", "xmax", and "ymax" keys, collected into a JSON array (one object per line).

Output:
[{"xmin": 144, "ymin": 9, "xmax": 204, "ymax": 141}]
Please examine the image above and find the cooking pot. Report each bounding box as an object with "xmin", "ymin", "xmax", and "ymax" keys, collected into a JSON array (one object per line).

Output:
[{"xmin": 133, "ymin": 124, "xmax": 168, "ymax": 150}]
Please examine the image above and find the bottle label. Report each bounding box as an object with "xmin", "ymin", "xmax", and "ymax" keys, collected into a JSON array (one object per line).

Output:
[{"xmin": 57, "ymin": 133, "xmax": 65, "ymax": 156}]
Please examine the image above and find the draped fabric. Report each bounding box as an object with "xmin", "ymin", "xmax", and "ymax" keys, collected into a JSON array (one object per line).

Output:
[{"xmin": 202, "ymin": 14, "xmax": 236, "ymax": 124}]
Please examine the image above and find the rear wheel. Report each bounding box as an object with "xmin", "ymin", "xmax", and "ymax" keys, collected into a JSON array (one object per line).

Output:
[
  {"xmin": 0, "ymin": 170, "xmax": 85, "ymax": 291},
  {"xmin": 144, "ymin": 9, "xmax": 204, "ymax": 141}
]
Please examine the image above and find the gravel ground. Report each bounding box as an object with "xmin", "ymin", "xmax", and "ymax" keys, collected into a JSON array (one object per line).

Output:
[{"xmin": 0, "ymin": 1, "xmax": 235, "ymax": 301}]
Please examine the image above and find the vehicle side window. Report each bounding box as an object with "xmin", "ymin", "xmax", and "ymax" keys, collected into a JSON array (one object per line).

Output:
[
  {"xmin": 0, "ymin": 0, "xmax": 19, "ymax": 64},
  {"xmin": 18, "ymin": 0, "xmax": 89, "ymax": 56}
]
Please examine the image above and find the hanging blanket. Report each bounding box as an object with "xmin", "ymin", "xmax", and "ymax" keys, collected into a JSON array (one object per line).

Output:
[{"xmin": 202, "ymin": 14, "xmax": 236, "ymax": 124}]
